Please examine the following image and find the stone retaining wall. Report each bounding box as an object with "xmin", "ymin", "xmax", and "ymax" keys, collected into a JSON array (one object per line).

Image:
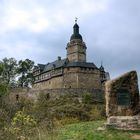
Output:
[{"xmin": 11, "ymin": 88, "xmax": 104, "ymax": 102}]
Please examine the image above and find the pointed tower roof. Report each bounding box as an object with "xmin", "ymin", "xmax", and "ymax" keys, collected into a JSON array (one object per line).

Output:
[
  {"xmin": 99, "ymin": 62, "xmax": 105, "ymax": 71},
  {"xmin": 70, "ymin": 19, "xmax": 83, "ymax": 41}
]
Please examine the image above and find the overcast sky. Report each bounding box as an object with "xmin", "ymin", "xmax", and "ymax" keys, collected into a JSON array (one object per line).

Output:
[{"xmin": 0, "ymin": 0, "xmax": 140, "ymax": 87}]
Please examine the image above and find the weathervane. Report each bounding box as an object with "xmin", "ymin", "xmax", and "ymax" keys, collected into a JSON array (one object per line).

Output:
[
  {"xmin": 75, "ymin": 17, "xmax": 78, "ymax": 23},
  {"xmin": 101, "ymin": 60, "xmax": 103, "ymax": 66},
  {"xmin": 100, "ymin": 60, "xmax": 104, "ymax": 68}
]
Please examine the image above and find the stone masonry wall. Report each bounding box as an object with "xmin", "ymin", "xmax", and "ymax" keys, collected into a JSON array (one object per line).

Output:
[
  {"xmin": 105, "ymin": 71, "xmax": 140, "ymax": 130},
  {"xmin": 34, "ymin": 76, "xmax": 64, "ymax": 90},
  {"xmin": 105, "ymin": 71, "xmax": 139, "ymax": 117},
  {"xmin": 34, "ymin": 67, "xmax": 102, "ymax": 91},
  {"xmin": 78, "ymin": 70, "xmax": 101, "ymax": 89},
  {"xmin": 12, "ymin": 88, "xmax": 104, "ymax": 103},
  {"xmin": 63, "ymin": 72, "xmax": 78, "ymax": 88},
  {"xmin": 107, "ymin": 116, "xmax": 140, "ymax": 130},
  {"xmin": 66, "ymin": 39, "xmax": 86, "ymax": 62}
]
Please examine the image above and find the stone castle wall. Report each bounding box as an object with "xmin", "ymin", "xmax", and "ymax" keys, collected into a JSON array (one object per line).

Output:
[
  {"xmin": 63, "ymin": 72, "xmax": 78, "ymax": 88},
  {"xmin": 78, "ymin": 70, "xmax": 101, "ymax": 89},
  {"xmin": 12, "ymin": 88, "xmax": 104, "ymax": 103},
  {"xmin": 34, "ymin": 76, "xmax": 63, "ymax": 90},
  {"xmin": 33, "ymin": 67, "xmax": 102, "ymax": 90}
]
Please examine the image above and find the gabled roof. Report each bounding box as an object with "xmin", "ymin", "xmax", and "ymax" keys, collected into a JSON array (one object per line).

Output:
[
  {"xmin": 38, "ymin": 64, "xmax": 45, "ymax": 70},
  {"xmin": 43, "ymin": 58, "xmax": 67, "ymax": 72},
  {"xmin": 33, "ymin": 64, "xmax": 45, "ymax": 72}
]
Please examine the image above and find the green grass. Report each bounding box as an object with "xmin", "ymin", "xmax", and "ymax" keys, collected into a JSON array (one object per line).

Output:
[{"xmin": 43, "ymin": 120, "xmax": 140, "ymax": 140}]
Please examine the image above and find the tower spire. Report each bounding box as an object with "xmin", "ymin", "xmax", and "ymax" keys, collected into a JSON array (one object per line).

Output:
[
  {"xmin": 70, "ymin": 18, "xmax": 82, "ymax": 41},
  {"xmin": 100, "ymin": 61, "xmax": 104, "ymax": 71}
]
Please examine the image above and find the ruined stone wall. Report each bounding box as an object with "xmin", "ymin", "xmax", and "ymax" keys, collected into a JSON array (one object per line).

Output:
[
  {"xmin": 105, "ymin": 71, "xmax": 139, "ymax": 117},
  {"xmin": 105, "ymin": 71, "xmax": 140, "ymax": 130}
]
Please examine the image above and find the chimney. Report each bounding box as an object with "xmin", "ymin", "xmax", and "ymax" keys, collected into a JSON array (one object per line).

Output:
[{"xmin": 58, "ymin": 56, "xmax": 61, "ymax": 60}]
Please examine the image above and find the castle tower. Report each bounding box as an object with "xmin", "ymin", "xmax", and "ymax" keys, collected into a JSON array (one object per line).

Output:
[
  {"xmin": 99, "ymin": 63, "xmax": 110, "ymax": 82},
  {"xmin": 66, "ymin": 20, "xmax": 87, "ymax": 62},
  {"xmin": 99, "ymin": 64, "xmax": 106, "ymax": 83}
]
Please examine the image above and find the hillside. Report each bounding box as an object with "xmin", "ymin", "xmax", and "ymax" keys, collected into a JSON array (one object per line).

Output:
[
  {"xmin": 41, "ymin": 121, "xmax": 140, "ymax": 140},
  {"xmin": 0, "ymin": 90, "xmax": 105, "ymax": 140},
  {"xmin": 0, "ymin": 89, "xmax": 140, "ymax": 139}
]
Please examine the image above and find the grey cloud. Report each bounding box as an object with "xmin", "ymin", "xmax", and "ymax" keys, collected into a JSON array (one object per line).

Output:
[
  {"xmin": 79, "ymin": 0, "xmax": 140, "ymax": 85},
  {"xmin": 0, "ymin": 0, "xmax": 140, "ymax": 87}
]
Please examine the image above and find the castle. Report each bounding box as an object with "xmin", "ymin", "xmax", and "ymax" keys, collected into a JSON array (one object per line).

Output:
[{"xmin": 33, "ymin": 21, "xmax": 110, "ymax": 91}]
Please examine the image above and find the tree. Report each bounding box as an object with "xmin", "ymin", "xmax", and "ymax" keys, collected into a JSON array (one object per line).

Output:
[
  {"xmin": 0, "ymin": 61, "xmax": 4, "ymax": 82},
  {"xmin": 0, "ymin": 58, "xmax": 17, "ymax": 86},
  {"xmin": 0, "ymin": 61, "xmax": 8, "ymax": 100},
  {"xmin": 0, "ymin": 84, "xmax": 8, "ymax": 98},
  {"xmin": 17, "ymin": 59, "xmax": 34, "ymax": 88}
]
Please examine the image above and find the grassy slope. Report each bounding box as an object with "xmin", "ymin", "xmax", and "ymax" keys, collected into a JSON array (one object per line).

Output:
[
  {"xmin": 2, "ymin": 91, "xmax": 140, "ymax": 140},
  {"xmin": 44, "ymin": 120, "xmax": 140, "ymax": 140}
]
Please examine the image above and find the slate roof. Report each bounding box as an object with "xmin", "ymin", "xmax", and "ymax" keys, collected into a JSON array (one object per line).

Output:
[
  {"xmin": 70, "ymin": 34, "xmax": 83, "ymax": 41},
  {"xmin": 43, "ymin": 58, "xmax": 67, "ymax": 72},
  {"xmin": 70, "ymin": 23, "xmax": 83, "ymax": 41},
  {"xmin": 66, "ymin": 62, "xmax": 98, "ymax": 69},
  {"xmin": 38, "ymin": 64, "xmax": 45, "ymax": 70},
  {"xmin": 33, "ymin": 64, "xmax": 45, "ymax": 72},
  {"xmin": 37, "ymin": 58, "xmax": 98, "ymax": 73}
]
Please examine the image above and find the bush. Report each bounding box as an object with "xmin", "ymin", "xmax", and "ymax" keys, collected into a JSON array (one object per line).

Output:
[
  {"xmin": 0, "ymin": 84, "xmax": 8, "ymax": 97},
  {"xmin": 82, "ymin": 93, "xmax": 93, "ymax": 104},
  {"xmin": 5, "ymin": 110, "xmax": 37, "ymax": 139},
  {"xmin": 0, "ymin": 91, "xmax": 106, "ymax": 139}
]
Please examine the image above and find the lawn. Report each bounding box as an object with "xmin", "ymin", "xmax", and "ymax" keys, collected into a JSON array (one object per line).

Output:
[{"xmin": 43, "ymin": 120, "xmax": 140, "ymax": 140}]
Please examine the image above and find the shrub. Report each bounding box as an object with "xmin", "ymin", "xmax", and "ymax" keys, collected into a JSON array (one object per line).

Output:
[
  {"xmin": 82, "ymin": 93, "xmax": 93, "ymax": 104},
  {"xmin": 5, "ymin": 110, "xmax": 37, "ymax": 139},
  {"xmin": 0, "ymin": 84, "xmax": 8, "ymax": 97}
]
